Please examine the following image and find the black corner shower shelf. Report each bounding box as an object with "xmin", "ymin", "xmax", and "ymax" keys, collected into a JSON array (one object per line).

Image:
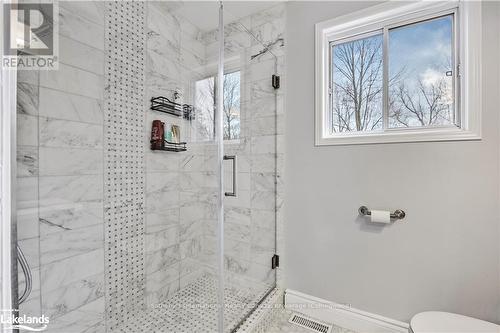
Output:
[
  {"xmin": 151, "ymin": 140, "xmax": 187, "ymax": 152},
  {"xmin": 150, "ymin": 96, "xmax": 195, "ymax": 121}
]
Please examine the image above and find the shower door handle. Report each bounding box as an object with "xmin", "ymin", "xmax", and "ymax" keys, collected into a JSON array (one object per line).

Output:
[{"xmin": 224, "ymin": 155, "xmax": 237, "ymax": 197}]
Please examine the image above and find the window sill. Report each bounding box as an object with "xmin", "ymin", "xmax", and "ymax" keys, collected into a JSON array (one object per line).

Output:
[{"xmin": 315, "ymin": 127, "xmax": 481, "ymax": 146}]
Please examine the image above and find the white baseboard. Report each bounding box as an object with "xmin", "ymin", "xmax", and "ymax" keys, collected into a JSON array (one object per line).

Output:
[{"xmin": 284, "ymin": 289, "xmax": 409, "ymax": 333}]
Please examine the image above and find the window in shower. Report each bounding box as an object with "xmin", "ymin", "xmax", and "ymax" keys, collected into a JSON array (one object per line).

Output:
[
  {"xmin": 315, "ymin": 2, "xmax": 482, "ymax": 145},
  {"xmin": 195, "ymin": 71, "xmax": 241, "ymax": 141}
]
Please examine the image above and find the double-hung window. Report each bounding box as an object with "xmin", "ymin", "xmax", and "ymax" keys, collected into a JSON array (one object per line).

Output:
[{"xmin": 315, "ymin": 1, "xmax": 482, "ymax": 145}]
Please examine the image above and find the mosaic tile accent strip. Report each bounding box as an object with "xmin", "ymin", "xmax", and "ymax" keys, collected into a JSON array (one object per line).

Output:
[{"xmin": 103, "ymin": 2, "xmax": 147, "ymax": 331}]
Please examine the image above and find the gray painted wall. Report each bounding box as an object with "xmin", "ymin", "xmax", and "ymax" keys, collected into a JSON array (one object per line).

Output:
[{"xmin": 284, "ymin": 1, "xmax": 500, "ymax": 323}]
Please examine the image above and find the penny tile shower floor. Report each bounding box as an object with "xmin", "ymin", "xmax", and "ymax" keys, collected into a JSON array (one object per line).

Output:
[{"xmin": 116, "ymin": 274, "xmax": 272, "ymax": 333}]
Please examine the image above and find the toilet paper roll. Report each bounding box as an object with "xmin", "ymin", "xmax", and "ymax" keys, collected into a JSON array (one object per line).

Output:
[{"xmin": 370, "ymin": 210, "xmax": 391, "ymax": 224}]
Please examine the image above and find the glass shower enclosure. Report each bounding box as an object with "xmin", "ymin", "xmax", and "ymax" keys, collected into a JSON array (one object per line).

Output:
[{"xmin": 11, "ymin": 1, "xmax": 283, "ymax": 332}]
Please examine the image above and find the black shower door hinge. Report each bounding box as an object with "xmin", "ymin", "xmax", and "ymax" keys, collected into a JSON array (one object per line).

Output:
[
  {"xmin": 272, "ymin": 75, "xmax": 280, "ymax": 89},
  {"xmin": 271, "ymin": 254, "xmax": 279, "ymax": 269}
]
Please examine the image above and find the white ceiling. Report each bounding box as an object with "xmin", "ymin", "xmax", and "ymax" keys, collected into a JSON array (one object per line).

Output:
[{"xmin": 170, "ymin": 1, "xmax": 281, "ymax": 32}]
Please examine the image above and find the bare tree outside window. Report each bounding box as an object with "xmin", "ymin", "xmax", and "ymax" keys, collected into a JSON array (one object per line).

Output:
[
  {"xmin": 222, "ymin": 71, "xmax": 241, "ymax": 140},
  {"xmin": 194, "ymin": 71, "xmax": 241, "ymax": 141},
  {"xmin": 389, "ymin": 15, "xmax": 454, "ymax": 128},
  {"xmin": 330, "ymin": 34, "xmax": 383, "ymax": 133},
  {"xmin": 329, "ymin": 14, "xmax": 455, "ymax": 133}
]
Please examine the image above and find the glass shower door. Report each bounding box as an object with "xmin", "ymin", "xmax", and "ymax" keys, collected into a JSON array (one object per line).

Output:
[{"xmin": 220, "ymin": 4, "xmax": 283, "ymax": 331}]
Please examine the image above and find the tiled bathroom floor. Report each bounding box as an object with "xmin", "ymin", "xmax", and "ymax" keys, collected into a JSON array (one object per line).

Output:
[
  {"xmin": 116, "ymin": 274, "xmax": 273, "ymax": 333},
  {"xmin": 264, "ymin": 309, "xmax": 358, "ymax": 333}
]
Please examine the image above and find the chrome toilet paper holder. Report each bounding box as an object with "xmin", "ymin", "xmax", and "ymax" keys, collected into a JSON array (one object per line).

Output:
[{"xmin": 358, "ymin": 206, "xmax": 406, "ymax": 220}]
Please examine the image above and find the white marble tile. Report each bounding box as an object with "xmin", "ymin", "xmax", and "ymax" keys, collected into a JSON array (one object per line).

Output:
[
  {"xmin": 146, "ymin": 264, "xmax": 179, "ymax": 292},
  {"xmin": 225, "ymin": 222, "xmax": 251, "ymax": 243},
  {"xmin": 39, "ymin": 201, "xmax": 103, "ymax": 236},
  {"xmin": 39, "ymin": 147, "xmax": 102, "ymax": 176},
  {"xmin": 179, "ymin": 203, "xmax": 205, "ymax": 223},
  {"xmin": 250, "ymin": 115, "xmax": 282, "ymax": 136},
  {"xmin": 251, "ymin": 243, "xmax": 275, "ymax": 267},
  {"xmin": 39, "ymin": 63, "xmax": 103, "ymax": 99},
  {"xmin": 251, "ymin": 153, "xmax": 277, "ymax": 173},
  {"xmin": 180, "ymin": 219, "xmax": 203, "ymax": 243},
  {"xmin": 17, "ymin": 146, "xmax": 38, "ymax": 177},
  {"xmin": 19, "ymin": 289, "xmax": 41, "ymax": 318},
  {"xmin": 250, "ymin": 97, "xmax": 276, "ymax": 120},
  {"xmin": 225, "ymin": 254, "xmax": 251, "ymax": 276},
  {"xmin": 17, "ymin": 177, "xmax": 39, "ymax": 240},
  {"xmin": 18, "ymin": 237, "xmax": 40, "ymax": 269},
  {"xmin": 224, "ymin": 207, "xmax": 251, "ymax": 226},
  {"xmin": 146, "ymin": 190, "xmax": 179, "ymax": 214},
  {"xmin": 180, "ymin": 154, "xmax": 207, "ymax": 172},
  {"xmin": 251, "ymin": 190, "xmax": 276, "ymax": 210},
  {"xmin": 59, "ymin": 36, "xmax": 104, "ymax": 75},
  {"xmin": 251, "ymin": 172, "xmax": 276, "ymax": 192},
  {"xmin": 179, "ymin": 257, "xmax": 203, "ymax": 277},
  {"xmin": 42, "ymin": 273, "xmax": 104, "ymax": 319},
  {"xmin": 146, "ymin": 172, "xmax": 179, "ymax": 194},
  {"xmin": 147, "ymin": 51, "xmax": 181, "ymax": 80},
  {"xmin": 39, "ymin": 118, "xmax": 103, "ymax": 149},
  {"xmin": 146, "ymin": 209, "xmax": 179, "ymax": 234},
  {"xmin": 17, "ymin": 114, "xmax": 38, "ymax": 146},
  {"xmin": 147, "ymin": 30, "xmax": 180, "ymax": 64},
  {"xmin": 251, "ymin": 21, "xmax": 284, "ymax": 47},
  {"xmin": 40, "ymin": 224, "xmax": 103, "ymax": 265},
  {"xmin": 179, "ymin": 237, "xmax": 202, "ymax": 260},
  {"xmin": 18, "ymin": 70, "xmax": 39, "ymax": 85},
  {"xmin": 145, "ymin": 245, "xmax": 180, "ymax": 275},
  {"xmin": 147, "ymin": 5, "xmax": 180, "ymax": 51},
  {"xmin": 145, "ymin": 152, "xmax": 180, "ymax": 172},
  {"xmin": 17, "ymin": 82, "xmax": 39, "ymax": 115},
  {"xmin": 59, "ymin": 1, "xmax": 104, "ymax": 26},
  {"xmin": 146, "ymin": 279, "xmax": 179, "ymax": 306},
  {"xmin": 224, "ymin": 189, "xmax": 251, "ymax": 208},
  {"xmin": 39, "ymin": 87, "xmax": 102, "ymax": 124},
  {"xmin": 251, "ymin": 4, "xmax": 285, "ymax": 34},
  {"xmin": 251, "ymin": 209, "xmax": 275, "ymax": 231},
  {"xmin": 59, "ymin": 6, "xmax": 104, "ymax": 51},
  {"xmin": 251, "ymin": 225, "xmax": 275, "ymax": 251},
  {"xmin": 178, "ymin": 268, "xmax": 205, "ymax": 289},
  {"xmin": 40, "ymin": 249, "xmax": 104, "ymax": 293},
  {"xmin": 39, "ymin": 175, "xmax": 102, "ymax": 203},
  {"xmin": 145, "ymin": 225, "xmax": 179, "ymax": 253},
  {"xmin": 42, "ymin": 297, "xmax": 104, "ymax": 333}
]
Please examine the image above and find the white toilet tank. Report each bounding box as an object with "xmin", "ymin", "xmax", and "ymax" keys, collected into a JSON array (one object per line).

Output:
[{"xmin": 410, "ymin": 312, "xmax": 499, "ymax": 333}]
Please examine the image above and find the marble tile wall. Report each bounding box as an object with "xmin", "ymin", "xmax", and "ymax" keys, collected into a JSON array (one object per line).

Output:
[
  {"xmin": 16, "ymin": 1, "xmax": 105, "ymax": 332},
  {"xmin": 144, "ymin": 2, "xmax": 211, "ymax": 306}
]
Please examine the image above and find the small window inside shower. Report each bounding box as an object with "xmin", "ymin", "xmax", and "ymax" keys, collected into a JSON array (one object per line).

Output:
[{"xmin": 195, "ymin": 71, "xmax": 241, "ymax": 142}]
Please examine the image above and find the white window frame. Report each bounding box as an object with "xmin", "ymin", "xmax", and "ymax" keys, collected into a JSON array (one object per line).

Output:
[{"xmin": 315, "ymin": 1, "xmax": 482, "ymax": 145}]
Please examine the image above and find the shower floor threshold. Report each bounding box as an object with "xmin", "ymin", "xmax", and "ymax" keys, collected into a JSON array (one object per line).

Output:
[{"xmin": 115, "ymin": 274, "xmax": 273, "ymax": 333}]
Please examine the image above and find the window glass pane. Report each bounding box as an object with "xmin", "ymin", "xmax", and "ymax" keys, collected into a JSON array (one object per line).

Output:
[
  {"xmin": 194, "ymin": 71, "xmax": 241, "ymax": 141},
  {"xmin": 388, "ymin": 15, "xmax": 455, "ymax": 128},
  {"xmin": 195, "ymin": 76, "xmax": 215, "ymax": 141},
  {"xmin": 223, "ymin": 71, "xmax": 240, "ymax": 140},
  {"xmin": 330, "ymin": 33, "xmax": 383, "ymax": 133}
]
